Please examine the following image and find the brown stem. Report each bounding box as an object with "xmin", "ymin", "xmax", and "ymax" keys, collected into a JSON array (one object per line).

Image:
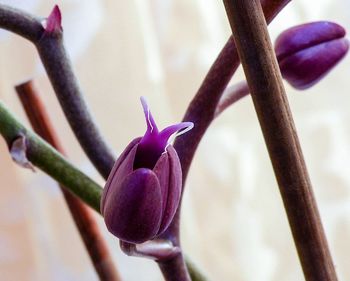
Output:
[
  {"xmin": 222, "ymin": 1, "xmax": 337, "ymax": 281},
  {"xmin": 15, "ymin": 81, "xmax": 121, "ymax": 281}
]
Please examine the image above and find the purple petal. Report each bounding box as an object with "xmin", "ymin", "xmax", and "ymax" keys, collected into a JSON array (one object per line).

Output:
[
  {"xmin": 153, "ymin": 152, "xmax": 170, "ymax": 215},
  {"xmin": 140, "ymin": 96, "xmax": 158, "ymax": 134},
  {"xmin": 103, "ymin": 168, "xmax": 163, "ymax": 244},
  {"xmin": 279, "ymin": 38, "xmax": 349, "ymax": 89},
  {"xmin": 275, "ymin": 21, "xmax": 346, "ymax": 61},
  {"xmin": 135, "ymin": 97, "xmax": 193, "ymax": 169},
  {"xmin": 157, "ymin": 145, "xmax": 182, "ymax": 234},
  {"xmin": 101, "ymin": 138, "xmax": 140, "ymax": 213},
  {"xmin": 159, "ymin": 122, "xmax": 194, "ymax": 144}
]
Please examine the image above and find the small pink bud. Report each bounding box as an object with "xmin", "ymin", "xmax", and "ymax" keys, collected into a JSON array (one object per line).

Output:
[
  {"xmin": 275, "ymin": 21, "xmax": 349, "ymax": 89},
  {"xmin": 44, "ymin": 5, "xmax": 62, "ymax": 33}
]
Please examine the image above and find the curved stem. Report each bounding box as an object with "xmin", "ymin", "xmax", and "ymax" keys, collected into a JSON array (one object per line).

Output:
[{"xmin": 0, "ymin": 4, "xmax": 115, "ymax": 179}]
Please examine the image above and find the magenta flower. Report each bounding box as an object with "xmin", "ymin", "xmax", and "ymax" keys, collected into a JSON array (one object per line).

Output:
[
  {"xmin": 275, "ymin": 21, "xmax": 349, "ymax": 89},
  {"xmin": 101, "ymin": 97, "xmax": 193, "ymax": 244}
]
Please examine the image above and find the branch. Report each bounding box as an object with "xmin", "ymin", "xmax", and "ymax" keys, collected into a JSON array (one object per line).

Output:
[
  {"xmin": 0, "ymin": 4, "xmax": 115, "ymax": 179},
  {"xmin": 15, "ymin": 81, "xmax": 121, "ymax": 281},
  {"xmin": 223, "ymin": 0, "xmax": 337, "ymax": 280}
]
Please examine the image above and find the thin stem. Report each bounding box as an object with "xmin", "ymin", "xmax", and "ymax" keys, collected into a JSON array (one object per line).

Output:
[
  {"xmin": 0, "ymin": 101, "xmax": 102, "ymax": 212},
  {"xmin": 223, "ymin": 1, "xmax": 337, "ymax": 280},
  {"xmin": 158, "ymin": 253, "xmax": 191, "ymax": 281},
  {"xmin": 214, "ymin": 81, "xmax": 249, "ymax": 117},
  {"xmin": 0, "ymin": 4, "xmax": 115, "ymax": 179},
  {"xmin": 15, "ymin": 81, "xmax": 121, "ymax": 281}
]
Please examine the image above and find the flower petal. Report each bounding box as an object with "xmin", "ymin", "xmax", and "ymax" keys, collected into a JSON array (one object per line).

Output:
[
  {"xmin": 158, "ymin": 145, "xmax": 182, "ymax": 234},
  {"xmin": 101, "ymin": 137, "xmax": 140, "ymax": 213},
  {"xmin": 103, "ymin": 168, "xmax": 163, "ymax": 244}
]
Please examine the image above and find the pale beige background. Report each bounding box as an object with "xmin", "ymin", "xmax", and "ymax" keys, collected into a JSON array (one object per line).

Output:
[{"xmin": 0, "ymin": 0, "xmax": 350, "ymax": 280}]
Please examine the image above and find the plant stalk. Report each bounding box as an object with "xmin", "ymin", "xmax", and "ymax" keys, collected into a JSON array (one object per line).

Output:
[{"xmin": 222, "ymin": 0, "xmax": 338, "ymax": 280}]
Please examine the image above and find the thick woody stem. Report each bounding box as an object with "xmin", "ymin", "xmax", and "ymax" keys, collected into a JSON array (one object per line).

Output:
[
  {"xmin": 223, "ymin": 1, "xmax": 338, "ymax": 280},
  {"xmin": 15, "ymin": 81, "xmax": 121, "ymax": 281},
  {"xmin": 0, "ymin": 4, "xmax": 115, "ymax": 179}
]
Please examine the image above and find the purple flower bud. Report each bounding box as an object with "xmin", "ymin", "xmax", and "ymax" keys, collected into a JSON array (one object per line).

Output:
[
  {"xmin": 275, "ymin": 21, "xmax": 349, "ymax": 89},
  {"xmin": 101, "ymin": 98, "xmax": 193, "ymax": 244}
]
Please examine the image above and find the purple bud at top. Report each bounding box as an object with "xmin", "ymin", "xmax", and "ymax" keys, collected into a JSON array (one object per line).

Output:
[
  {"xmin": 101, "ymin": 97, "xmax": 193, "ymax": 244},
  {"xmin": 43, "ymin": 5, "xmax": 62, "ymax": 34},
  {"xmin": 275, "ymin": 21, "xmax": 349, "ymax": 89}
]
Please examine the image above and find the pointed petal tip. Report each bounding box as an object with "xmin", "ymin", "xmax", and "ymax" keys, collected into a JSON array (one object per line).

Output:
[
  {"xmin": 45, "ymin": 5, "xmax": 62, "ymax": 33},
  {"xmin": 160, "ymin": 121, "xmax": 194, "ymax": 144},
  {"xmin": 140, "ymin": 96, "xmax": 158, "ymax": 133}
]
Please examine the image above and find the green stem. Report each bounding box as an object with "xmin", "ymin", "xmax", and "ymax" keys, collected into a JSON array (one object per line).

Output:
[{"xmin": 0, "ymin": 101, "xmax": 102, "ymax": 212}]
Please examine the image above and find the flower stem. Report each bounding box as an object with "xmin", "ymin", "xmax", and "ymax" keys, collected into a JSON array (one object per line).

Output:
[
  {"xmin": 158, "ymin": 253, "xmax": 191, "ymax": 281},
  {"xmin": 15, "ymin": 81, "xmax": 121, "ymax": 281},
  {"xmin": 222, "ymin": 0, "xmax": 338, "ymax": 280}
]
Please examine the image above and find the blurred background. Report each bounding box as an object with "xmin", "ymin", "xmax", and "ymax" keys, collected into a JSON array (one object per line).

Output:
[{"xmin": 0, "ymin": 0, "xmax": 350, "ymax": 280}]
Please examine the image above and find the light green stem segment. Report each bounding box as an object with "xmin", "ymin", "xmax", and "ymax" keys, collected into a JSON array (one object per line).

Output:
[
  {"xmin": 0, "ymin": 101, "xmax": 209, "ymax": 281},
  {"xmin": 0, "ymin": 101, "xmax": 102, "ymax": 212}
]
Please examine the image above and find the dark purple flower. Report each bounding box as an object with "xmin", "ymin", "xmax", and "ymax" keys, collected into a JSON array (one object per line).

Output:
[
  {"xmin": 275, "ymin": 21, "xmax": 349, "ymax": 89},
  {"xmin": 101, "ymin": 97, "xmax": 193, "ymax": 244}
]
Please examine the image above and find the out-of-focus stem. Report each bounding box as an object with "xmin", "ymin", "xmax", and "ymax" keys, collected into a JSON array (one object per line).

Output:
[
  {"xmin": 0, "ymin": 4, "xmax": 115, "ymax": 179},
  {"xmin": 15, "ymin": 81, "xmax": 121, "ymax": 281},
  {"xmin": 0, "ymin": 101, "xmax": 102, "ymax": 211},
  {"xmin": 214, "ymin": 81, "xmax": 249, "ymax": 117},
  {"xmin": 223, "ymin": 0, "xmax": 338, "ymax": 280}
]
